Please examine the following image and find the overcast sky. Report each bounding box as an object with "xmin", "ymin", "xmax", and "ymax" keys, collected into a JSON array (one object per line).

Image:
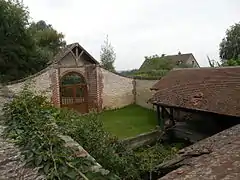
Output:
[{"xmin": 23, "ymin": 0, "xmax": 240, "ymax": 70}]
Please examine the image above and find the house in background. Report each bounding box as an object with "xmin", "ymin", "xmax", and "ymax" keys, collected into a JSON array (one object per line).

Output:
[
  {"xmin": 148, "ymin": 66, "xmax": 240, "ymax": 142},
  {"xmin": 139, "ymin": 52, "xmax": 200, "ymax": 71}
]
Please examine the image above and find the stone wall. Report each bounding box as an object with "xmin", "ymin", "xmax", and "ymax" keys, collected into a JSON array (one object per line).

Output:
[
  {"xmin": 2, "ymin": 65, "xmax": 159, "ymax": 111},
  {"xmin": 135, "ymin": 79, "xmax": 158, "ymax": 109},
  {"xmin": 6, "ymin": 67, "xmax": 57, "ymax": 101},
  {"xmin": 121, "ymin": 130, "xmax": 162, "ymax": 149},
  {"xmin": 101, "ymin": 68, "xmax": 134, "ymax": 109}
]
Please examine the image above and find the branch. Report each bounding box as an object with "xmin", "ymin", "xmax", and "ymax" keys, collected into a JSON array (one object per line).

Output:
[{"xmin": 66, "ymin": 161, "xmax": 89, "ymax": 180}]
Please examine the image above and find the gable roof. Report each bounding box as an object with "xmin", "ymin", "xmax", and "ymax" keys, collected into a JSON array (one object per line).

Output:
[
  {"xmin": 50, "ymin": 42, "xmax": 99, "ymax": 65},
  {"xmin": 149, "ymin": 66, "xmax": 240, "ymax": 117},
  {"xmin": 164, "ymin": 53, "xmax": 194, "ymax": 64},
  {"xmin": 139, "ymin": 53, "xmax": 200, "ymax": 71}
]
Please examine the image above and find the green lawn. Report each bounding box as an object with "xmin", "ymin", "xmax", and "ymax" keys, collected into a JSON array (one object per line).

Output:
[{"xmin": 99, "ymin": 104, "xmax": 157, "ymax": 139}]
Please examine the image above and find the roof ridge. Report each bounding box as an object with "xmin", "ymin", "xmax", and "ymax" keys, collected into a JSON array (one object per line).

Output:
[{"xmin": 166, "ymin": 53, "xmax": 192, "ymax": 57}]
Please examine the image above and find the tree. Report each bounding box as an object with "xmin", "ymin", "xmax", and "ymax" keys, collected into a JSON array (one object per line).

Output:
[
  {"xmin": 100, "ymin": 36, "xmax": 116, "ymax": 72},
  {"xmin": 29, "ymin": 20, "xmax": 66, "ymax": 56},
  {"xmin": 0, "ymin": 0, "xmax": 66, "ymax": 83},
  {"xmin": 219, "ymin": 22, "xmax": 240, "ymax": 65},
  {"xmin": 207, "ymin": 56, "xmax": 221, "ymax": 67},
  {"xmin": 0, "ymin": 0, "xmax": 41, "ymax": 82}
]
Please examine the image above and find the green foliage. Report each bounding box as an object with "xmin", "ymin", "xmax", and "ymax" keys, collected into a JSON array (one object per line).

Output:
[
  {"xmin": 99, "ymin": 104, "xmax": 157, "ymax": 139},
  {"xmin": 134, "ymin": 143, "xmax": 179, "ymax": 172},
  {"xmin": 2, "ymin": 87, "xmax": 116, "ymax": 180},
  {"xmin": 140, "ymin": 55, "xmax": 176, "ymax": 71},
  {"xmin": 29, "ymin": 20, "xmax": 66, "ymax": 55},
  {"xmin": 3, "ymin": 87, "xmax": 179, "ymax": 180},
  {"xmin": 120, "ymin": 54, "xmax": 194, "ymax": 79},
  {"xmin": 100, "ymin": 35, "xmax": 116, "ymax": 72},
  {"xmin": 222, "ymin": 58, "xmax": 240, "ymax": 66},
  {"xmin": 132, "ymin": 70, "xmax": 169, "ymax": 79},
  {"xmin": 220, "ymin": 22, "xmax": 240, "ymax": 62},
  {"xmin": 54, "ymin": 109, "xmax": 141, "ymax": 179},
  {"xmin": 0, "ymin": 0, "xmax": 42, "ymax": 82},
  {"xmin": 0, "ymin": 1, "xmax": 66, "ymax": 83}
]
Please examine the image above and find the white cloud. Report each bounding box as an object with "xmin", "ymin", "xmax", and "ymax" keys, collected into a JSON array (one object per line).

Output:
[{"xmin": 23, "ymin": 0, "xmax": 240, "ymax": 70}]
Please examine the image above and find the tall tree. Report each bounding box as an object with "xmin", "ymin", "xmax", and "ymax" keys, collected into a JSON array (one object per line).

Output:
[
  {"xmin": 0, "ymin": 0, "xmax": 66, "ymax": 83},
  {"xmin": 100, "ymin": 36, "xmax": 116, "ymax": 72},
  {"xmin": 0, "ymin": 0, "xmax": 41, "ymax": 82},
  {"xmin": 29, "ymin": 20, "xmax": 66, "ymax": 56},
  {"xmin": 219, "ymin": 22, "xmax": 240, "ymax": 66}
]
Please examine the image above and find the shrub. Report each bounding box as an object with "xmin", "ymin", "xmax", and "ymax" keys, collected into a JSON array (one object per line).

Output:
[
  {"xmin": 3, "ymin": 87, "xmax": 179, "ymax": 179},
  {"xmin": 2, "ymin": 88, "xmax": 116, "ymax": 179},
  {"xmin": 53, "ymin": 109, "xmax": 141, "ymax": 179}
]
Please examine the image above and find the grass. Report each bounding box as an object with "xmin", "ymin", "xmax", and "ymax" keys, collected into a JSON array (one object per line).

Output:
[{"xmin": 99, "ymin": 104, "xmax": 157, "ymax": 139}]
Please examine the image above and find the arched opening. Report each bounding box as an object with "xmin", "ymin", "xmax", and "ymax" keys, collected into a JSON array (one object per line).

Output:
[{"xmin": 60, "ymin": 72, "xmax": 88, "ymax": 113}]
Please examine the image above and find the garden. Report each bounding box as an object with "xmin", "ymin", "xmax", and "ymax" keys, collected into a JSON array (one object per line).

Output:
[
  {"xmin": 99, "ymin": 104, "xmax": 157, "ymax": 139},
  {"xmin": 2, "ymin": 88, "xmax": 186, "ymax": 180}
]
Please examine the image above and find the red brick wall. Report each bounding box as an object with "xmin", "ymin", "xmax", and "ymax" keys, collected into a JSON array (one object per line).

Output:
[
  {"xmin": 96, "ymin": 66, "xmax": 103, "ymax": 112},
  {"xmin": 50, "ymin": 68, "xmax": 60, "ymax": 107},
  {"xmin": 85, "ymin": 65, "xmax": 99, "ymax": 112},
  {"xmin": 51, "ymin": 65, "xmax": 102, "ymax": 112}
]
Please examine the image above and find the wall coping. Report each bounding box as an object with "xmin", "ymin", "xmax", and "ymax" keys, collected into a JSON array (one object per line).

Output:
[
  {"xmin": 4, "ymin": 64, "xmax": 57, "ymax": 86},
  {"xmin": 120, "ymin": 130, "xmax": 162, "ymax": 149},
  {"xmin": 5, "ymin": 63, "xmax": 160, "ymax": 87}
]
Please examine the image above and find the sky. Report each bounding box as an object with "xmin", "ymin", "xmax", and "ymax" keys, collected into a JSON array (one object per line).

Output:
[{"xmin": 23, "ymin": 0, "xmax": 240, "ymax": 71}]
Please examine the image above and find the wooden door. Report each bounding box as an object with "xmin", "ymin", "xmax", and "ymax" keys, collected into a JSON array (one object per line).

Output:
[{"xmin": 60, "ymin": 72, "xmax": 88, "ymax": 113}]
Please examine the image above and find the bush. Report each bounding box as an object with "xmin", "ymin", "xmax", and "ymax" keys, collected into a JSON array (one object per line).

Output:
[
  {"xmin": 2, "ymin": 88, "xmax": 116, "ymax": 179},
  {"xmin": 3, "ymin": 87, "xmax": 179, "ymax": 179},
  {"xmin": 53, "ymin": 108, "xmax": 141, "ymax": 179}
]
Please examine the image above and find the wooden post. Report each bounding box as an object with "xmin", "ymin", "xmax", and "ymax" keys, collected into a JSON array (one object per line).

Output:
[
  {"xmin": 157, "ymin": 105, "xmax": 161, "ymax": 126},
  {"xmin": 160, "ymin": 106, "xmax": 165, "ymax": 130},
  {"xmin": 170, "ymin": 107, "xmax": 175, "ymax": 126}
]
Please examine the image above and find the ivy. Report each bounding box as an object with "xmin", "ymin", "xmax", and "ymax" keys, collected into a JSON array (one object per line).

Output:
[
  {"xmin": 2, "ymin": 86, "xmax": 181, "ymax": 180},
  {"xmin": 2, "ymin": 87, "xmax": 116, "ymax": 180},
  {"xmin": 53, "ymin": 107, "xmax": 141, "ymax": 179}
]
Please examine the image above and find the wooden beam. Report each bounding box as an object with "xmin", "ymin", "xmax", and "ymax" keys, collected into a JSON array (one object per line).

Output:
[
  {"xmin": 169, "ymin": 108, "xmax": 173, "ymax": 120},
  {"xmin": 77, "ymin": 50, "xmax": 84, "ymax": 60},
  {"xmin": 162, "ymin": 106, "xmax": 170, "ymax": 118},
  {"xmin": 160, "ymin": 106, "xmax": 165, "ymax": 130},
  {"xmin": 170, "ymin": 108, "xmax": 175, "ymax": 126},
  {"xmin": 75, "ymin": 47, "xmax": 79, "ymax": 65},
  {"xmin": 157, "ymin": 105, "xmax": 161, "ymax": 126},
  {"xmin": 76, "ymin": 46, "xmax": 79, "ymax": 58}
]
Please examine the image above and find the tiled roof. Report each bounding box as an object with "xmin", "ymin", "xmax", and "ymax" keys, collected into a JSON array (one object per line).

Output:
[
  {"xmin": 149, "ymin": 67, "xmax": 240, "ymax": 117},
  {"xmin": 51, "ymin": 42, "xmax": 99, "ymax": 64},
  {"xmin": 158, "ymin": 124, "xmax": 240, "ymax": 180},
  {"xmin": 165, "ymin": 53, "xmax": 193, "ymax": 64}
]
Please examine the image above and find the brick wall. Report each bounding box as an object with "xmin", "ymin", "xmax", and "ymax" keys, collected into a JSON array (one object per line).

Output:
[
  {"xmin": 50, "ymin": 68, "xmax": 60, "ymax": 107},
  {"xmin": 85, "ymin": 65, "xmax": 99, "ymax": 111}
]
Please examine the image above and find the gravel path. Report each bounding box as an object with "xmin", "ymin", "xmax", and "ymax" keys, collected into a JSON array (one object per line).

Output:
[{"xmin": 0, "ymin": 92, "xmax": 44, "ymax": 180}]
